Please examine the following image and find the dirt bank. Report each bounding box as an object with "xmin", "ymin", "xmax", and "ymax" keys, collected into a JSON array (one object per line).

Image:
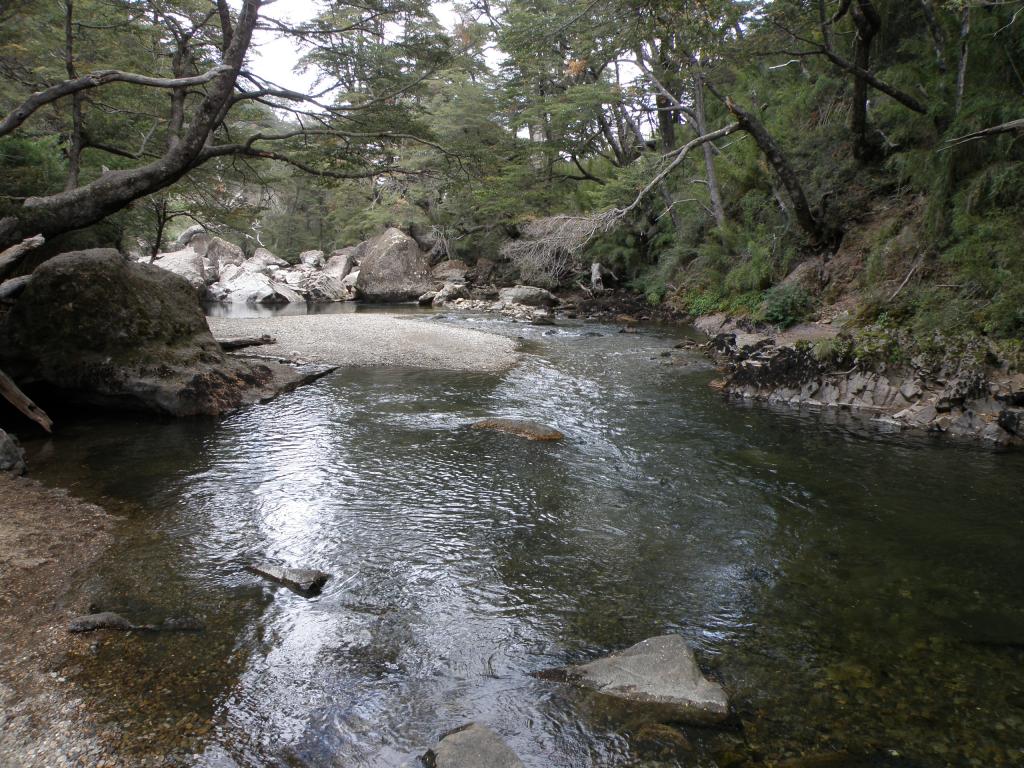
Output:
[{"xmin": 0, "ymin": 474, "xmax": 115, "ymax": 767}]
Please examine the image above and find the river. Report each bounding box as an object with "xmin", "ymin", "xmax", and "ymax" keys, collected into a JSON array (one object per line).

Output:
[{"xmin": 22, "ymin": 308, "xmax": 1024, "ymax": 767}]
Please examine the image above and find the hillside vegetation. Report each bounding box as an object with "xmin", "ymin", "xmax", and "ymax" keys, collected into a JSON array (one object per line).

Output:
[{"xmin": 1, "ymin": 1, "xmax": 1022, "ymax": 352}]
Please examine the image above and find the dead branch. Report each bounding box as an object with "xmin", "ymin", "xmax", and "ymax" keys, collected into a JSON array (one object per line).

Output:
[
  {"xmin": 0, "ymin": 234, "xmax": 44, "ymax": 281},
  {"xmin": 0, "ymin": 367, "xmax": 53, "ymax": 433}
]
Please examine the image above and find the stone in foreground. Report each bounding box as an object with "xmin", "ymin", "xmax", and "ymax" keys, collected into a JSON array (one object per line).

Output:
[
  {"xmin": 471, "ymin": 418, "xmax": 564, "ymax": 441},
  {"xmin": 247, "ymin": 564, "xmax": 330, "ymax": 596},
  {"xmin": 564, "ymin": 635, "xmax": 729, "ymax": 725},
  {"xmin": 424, "ymin": 724, "xmax": 523, "ymax": 768},
  {"xmin": 0, "ymin": 428, "xmax": 26, "ymax": 476}
]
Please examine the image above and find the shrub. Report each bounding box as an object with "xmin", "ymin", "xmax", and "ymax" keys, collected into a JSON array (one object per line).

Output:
[{"xmin": 760, "ymin": 284, "xmax": 813, "ymax": 328}]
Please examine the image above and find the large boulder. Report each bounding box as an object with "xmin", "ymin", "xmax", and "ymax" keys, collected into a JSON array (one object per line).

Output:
[
  {"xmin": 424, "ymin": 724, "xmax": 523, "ymax": 768},
  {"xmin": 324, "ymin": 248, "xmax": 356, "ymax": 280},
  {"xmin": 214, "ymin": 272, "xmax": 304, "ymax": 305},
  {"xmin": 153, "ymin": 248, "xmax": 208, "ymax": 293},
  {"xmin": 0, "ymin": 249, "xmax": 300, "ymax": 416},
  {"xmin": 302, "ymin": 271, "xmax": 347, "ymax": 303},
  {"xmin": 562, "ymin": 635, "xmax": 729, "ymax": 725},
  {"xmin": 172, "ymin": 224, "xmax": 208, "ymax": 253},
  {"xmin": 432, "ymin": 259, "xmax": 469, "ymax": 283},
  {"xmin": 207, "ymin": 236, "xmax": 245, "ymax": 272},
  {"xmin": 354, "ymin": 228, "xmax": 432, "ymax": 302},
  {"xmin": 499, "ymin": 285, "xmax": 558, "ymax": 307},
  {"xmin": 298, "ymin": 249, "xmax": 325, "ymax": 269},
  {"xmin": 0, "ymin": 429, "xmax": 26, "ymax": 475}
]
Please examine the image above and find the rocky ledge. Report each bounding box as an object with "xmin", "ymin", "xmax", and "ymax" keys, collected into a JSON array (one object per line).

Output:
[{"xmin": 699, "ymin": 314, "xmax": 1024, "ymax": 448}]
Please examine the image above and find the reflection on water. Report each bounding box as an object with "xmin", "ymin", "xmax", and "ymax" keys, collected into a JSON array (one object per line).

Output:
[{"xmin": 23, "ymin": 313, "xmax": 1024, "ymax": 767}]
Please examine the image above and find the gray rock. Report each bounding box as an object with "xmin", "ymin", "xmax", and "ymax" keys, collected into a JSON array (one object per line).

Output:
[
  {"xmin": 425, "ymin": 724, "xmax": 523, "ymax": 768},
  {"xmin": 153, "ymin": 248, "xmax": 209, "ymax": 292},
  {"xmin": 354, "ymin": 228, "xmax": 432, "ymax": 302},
  {"xmin": 418, "ymin": 291, "xmax": 438, "ymax": 306},
  {"xmin": 0, "ymin": 249, "xmax": 302, "ymax": 416},
  {"xmin": 218, "ymin": 272, "xmax": 305, "ymax": 305},
  {"xmin": 433, "ymin": 282, "xmax": 470, "ymax": 307},
  {"xmin": 299, "ymin": 249, "xmax": 325, "ymax": 269},
  {"xmin": 499, "ymin": 285, "xmax": 558, "ymax": 307},
  {"xmin": 303, "ymin": 271, "xmax": 347, "ymax": 303},
  {"xmin": 566, "ymin": 635, "xmax": 729, "ymax": 725},
  {"xmin": 247, "ymin": 563, "xmax": 330, "ymax": 596},
  {"xmin": 341, "ymin": 270, "xmax": 360, "ymax": 299},
  {"xmin": 207, "ymin": 236, "xmax": 245, "ymax": 270},
  {"xmin": 471, "ymin": 418, "xmax": 564, "ymax": 441},
  {"xmin": 0, "ymin": 428, "xmax": 26, "ymax": 475},
  {"xmin": 899, "ymin": 381, "xmax": 923, "ymax": 402},
  {"xmin": 324, "ymin": 248, "xmax": 357, "ymax": 280},
  {"xmin": 172, "ymin": 224, "xmax": 209, "ymax": 252},
  {"xmin": 431, "ymin": 259, "xmax": 469, "ymax": 283}
]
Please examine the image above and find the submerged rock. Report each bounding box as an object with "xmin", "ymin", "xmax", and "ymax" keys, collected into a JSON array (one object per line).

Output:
[
  {"xmin": 0, "ymin": 428, "xmax": 26, "ymax": 475},
  {"xmin": 471, "ymin": 418, "xmax": 564, "ymax": 441},
  {"xmin": 424, "ymin": 724, "xmax": 523, "ymax": 768},
  {"xmin": 558, "ymin": 635, "xmax": 729, "ymax": 725},
  {"xmin": 0, "ymin": 249, "xmax": 304, "ymax": 416},
  {"xmin": 354, "ymin": 228, "xmax": 432, "ymax": 302},
  {"xmin": 68, "ymin": 612, "xmax": 134, "ymax": 633},
  {"xmin": 247, "ymin": 563, "xmax": 330, "ymax": 596},
  {"xmin": 68, "ymin": 611, "xmax": 205, "ymax": 633}
]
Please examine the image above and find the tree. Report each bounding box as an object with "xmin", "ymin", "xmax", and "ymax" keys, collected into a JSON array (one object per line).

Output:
[{"xmin": 0, "ymin": 0, "xmax": 450, "ymax": 267}]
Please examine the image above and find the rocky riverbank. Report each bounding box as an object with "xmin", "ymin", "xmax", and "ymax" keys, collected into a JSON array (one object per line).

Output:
[
  {"xmin": 0, "ymin": 475, "xmax": 115, "ymax": 767},
  {"xmin": 697, "ymin": 313, "xmax": 1024, "ymax": 449}
]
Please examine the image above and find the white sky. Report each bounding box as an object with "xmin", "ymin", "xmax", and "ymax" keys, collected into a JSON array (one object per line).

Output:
[{"xmin": 247, "ymin": 1, "xmax": 461, "ymax": 93}]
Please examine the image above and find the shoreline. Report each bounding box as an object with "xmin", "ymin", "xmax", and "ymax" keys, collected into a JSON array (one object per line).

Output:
[{"xmin": 0, "ymin": 475, "xmax": 115, "ymax": 767}]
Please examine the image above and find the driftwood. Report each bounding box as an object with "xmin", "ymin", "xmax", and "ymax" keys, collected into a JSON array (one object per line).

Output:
[
  {"xmin": 0, "ymin": 275, "xmax": 31, "ymax": 301},
  {"xmin": 0, "ymin": 234, "xmax": 44, "ymax": 281},
  {"xmin": 0, "ymin": 367, "xmax": 52, "ymax": 432},
  {"xmin": 218, "ymin": 334, "xmax": 276, "ymax": 351}
]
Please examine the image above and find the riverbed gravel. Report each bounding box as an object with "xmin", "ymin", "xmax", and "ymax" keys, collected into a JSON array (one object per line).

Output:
[{"xmin": 208, "ymin": 313, "xmax": 518, "ymax": 372}]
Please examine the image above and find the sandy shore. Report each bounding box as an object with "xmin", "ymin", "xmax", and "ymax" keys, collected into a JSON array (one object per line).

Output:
[
  {"xmin": 0, "ymin": 475, "xmax": 114, "ymax": 767},
  {"xmin": 207, "ymin": 314, "xmax": 518, "ymax": 372}
]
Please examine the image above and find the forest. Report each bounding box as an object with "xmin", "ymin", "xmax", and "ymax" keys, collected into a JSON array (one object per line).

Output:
[
  {"xmin": 2, "ymin": 3, "xmax": 1024, "ymax": 767},
  {"xmin": 2, "ymin": 0, "xmax": 1023, "ymax": 344}
]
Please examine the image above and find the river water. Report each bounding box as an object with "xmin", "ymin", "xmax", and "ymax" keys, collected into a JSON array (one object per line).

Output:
[{"xmin": 22, "ymin": 308, "xmax": 1024, "ymax": 767}]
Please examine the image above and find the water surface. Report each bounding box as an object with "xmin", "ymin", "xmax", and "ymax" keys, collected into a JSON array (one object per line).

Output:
[{"xmin": 23, "ymin": 311, "xmax": 1024, "ymax": 767}]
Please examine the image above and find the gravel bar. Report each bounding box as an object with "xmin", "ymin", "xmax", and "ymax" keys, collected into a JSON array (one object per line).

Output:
[{"xmin": 208, "ymin": 313, "xmax": 518, "ymax": 372}]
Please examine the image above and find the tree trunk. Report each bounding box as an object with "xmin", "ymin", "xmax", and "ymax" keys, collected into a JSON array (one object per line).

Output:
[
  {"xmin": 724, "ymin": 97, "xmax": 836, "ymax": 245},
  {"xmin": 850, "ymin": 0, "xmax": 881, "ymax": 159},
  {"xmin": 694, "ymin": 75, "xmax": 726, "ymax": 228},
  {"xmin": 956, "ymin": 6, "xmax": 970, "ymax": 115},
  {"xmin": 64, "ymin": 1, "xmax": 83, "ymax": 191}
]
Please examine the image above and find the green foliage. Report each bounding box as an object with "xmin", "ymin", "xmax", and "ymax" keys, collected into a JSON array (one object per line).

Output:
[{"xmin": 760, "ymin": 285, "xmax": 813, "ymax": 329}]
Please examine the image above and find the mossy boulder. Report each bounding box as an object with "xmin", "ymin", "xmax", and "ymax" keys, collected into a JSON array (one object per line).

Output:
[{"xmin": 0, "ymin": 249, "xmax": 299, "ymax": 416}]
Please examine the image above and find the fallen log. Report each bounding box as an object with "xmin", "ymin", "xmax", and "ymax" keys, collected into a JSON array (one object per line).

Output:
[
  {"xmin": 0, "ymin": 366, "xmax": 53, "ymax": 432},
  {"xmin": 218, "ymin": 334, "xmax": 276, "ymax": 351},
  {"xmin": 0, "ymin": 275, "xmax": 31, "ymax": 301}
]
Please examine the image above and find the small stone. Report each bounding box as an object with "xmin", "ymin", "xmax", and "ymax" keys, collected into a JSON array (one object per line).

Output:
[
  {"xmin": 246, "ymin": 564, "xmax": 330, "ymax": 596},
  {"xmin": 470, "ymin": 418, "xmax": 564, "ymax": 441}
]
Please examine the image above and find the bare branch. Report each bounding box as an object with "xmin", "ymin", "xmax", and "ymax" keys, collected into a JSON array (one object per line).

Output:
[{"xmin": 0, "ymin": 65, "xmax": 234, "ymax": 138}]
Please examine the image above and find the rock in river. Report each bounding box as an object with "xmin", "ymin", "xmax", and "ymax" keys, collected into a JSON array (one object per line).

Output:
[
  {"xmin": 247, "ymin": 563, "xmax": 330, "ymax": 596},
  {"xmin": 558, "ymin": 635, "xmax": 729, "ymax": 725},
  {"xmin": 0, "ymin": 249, "xmax": 306, "ymax": 416},
  {"xmin": 424, "ymin": 724, "xmax": 523, "ymax": 768},
  {"xmin": 471, "ymin": 418, "xmax": 564, "ymax": 441}
]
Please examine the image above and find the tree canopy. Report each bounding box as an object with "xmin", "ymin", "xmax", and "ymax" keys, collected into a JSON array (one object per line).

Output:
[{"xmin": 2, "ymin": 0, "xmax": 1023, "ymax": 337}]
